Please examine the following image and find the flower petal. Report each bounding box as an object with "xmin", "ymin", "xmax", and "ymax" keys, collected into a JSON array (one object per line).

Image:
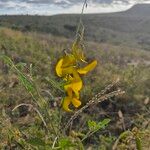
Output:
[
  {"xmin": 62, "ymin": 66, "xmax": 74, "ymax": 76},
  {"xmin": 64, "ymin": 79, "xmax": 82, "ymax": 97},
  {"xmin": 74, "ymin": 90, "xmax": 80, "ymax": 99},
  {"xmin": 72, "ymin": 69, "xmax": 83, "ymax": 92},
  {"xmin": 77, "ymin": 60, "xmax": 97, "ymax": 75},
  {"xmin": 62, "ymin": 97, "xmax": 72, "ymax": 112},
  {"xmin": 56, "ymin": 58, "xmax": 63, "ymax": 77},
  {"xmin": 66, "ymin": 87, "xmax": 72, "ymax": 98},
  {"xmin": 64, "ymin": 69, "xmax": 83, "ymax": 94},
  {"xmin": 72, "ymin": 98, "xmax": 81, "ymax": 108},
  {"xmin": 72, "ymin": 80, "xmax": 82, "ymax": 95}
]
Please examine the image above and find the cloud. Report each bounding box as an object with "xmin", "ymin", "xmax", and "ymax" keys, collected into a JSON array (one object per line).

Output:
[{"xmin": 0, "ymin": 0, "xmax": 150, "ymax": 15}]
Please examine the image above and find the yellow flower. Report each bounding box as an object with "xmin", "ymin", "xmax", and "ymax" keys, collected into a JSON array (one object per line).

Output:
[
  {"xmin": 62, "ymin": 86, "xmax": 82, "ymax": 112},
  {"xmin": 55, "ymin": 43, "xmax": 97, "ymax": 112},
  {"xmin": 56, "ymin": 54, "xmax": 76, "ymax": 77},
  {"xmin": 62, "ymin": 96, "xmax": 81, "ymax": 112},
  {"xmin": 64, "ymin": 69, "xmax": 82, "ymax": 95}
]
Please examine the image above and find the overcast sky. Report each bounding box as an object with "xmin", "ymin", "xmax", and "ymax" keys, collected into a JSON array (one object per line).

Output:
[{"xmin": 0, "ymin": 0, "xmax": 150, "ymax": 15}]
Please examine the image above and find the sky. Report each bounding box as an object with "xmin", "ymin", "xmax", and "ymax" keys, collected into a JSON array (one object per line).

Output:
[{"xmin": 0, "ymin": 0, "xmax": 150, "ymax": 15}]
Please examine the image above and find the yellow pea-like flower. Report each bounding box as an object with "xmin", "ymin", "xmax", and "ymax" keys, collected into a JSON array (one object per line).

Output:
[
  {"xmin": 62, "ymin": 96, "xmax": 82, "ymax": 112},
  {"xmin": 56, "ymin": 54, "xmax": 76, "ymax": 77},
  {"xmin": 64, "ymin": 70, "xmax": 82, "ymax": 97},
  {"xmin": 64, "ymin": 81, "xmax": 82, "ymax": 99},
  {"xmin": 55, "ymin": 42, "xmax": 97, "ymax": 112}
]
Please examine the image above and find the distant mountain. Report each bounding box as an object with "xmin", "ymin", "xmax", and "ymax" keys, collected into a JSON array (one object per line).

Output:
[
  {"xmin": 123, "ymin": 4, "xmax": 150, "ymax": 17},
  {"xmin": 0, "ymin": 4, "xmax": 150, "ymax": 50}
]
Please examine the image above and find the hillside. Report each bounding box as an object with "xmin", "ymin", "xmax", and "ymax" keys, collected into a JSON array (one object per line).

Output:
[{"xmin": 0, "ymin": 4, "xmax": 150, "ymax": 50}]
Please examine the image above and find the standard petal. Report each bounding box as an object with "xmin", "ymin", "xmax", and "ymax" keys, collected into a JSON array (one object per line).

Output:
[{"xmin": 77, "ymin": 60, "xmax": 97, "ymax": 75}]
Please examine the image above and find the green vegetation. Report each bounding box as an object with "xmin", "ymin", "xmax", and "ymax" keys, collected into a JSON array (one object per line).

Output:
[{"xmin": 0, "ymin": 27, "xmax": 149, "ymax": 149}]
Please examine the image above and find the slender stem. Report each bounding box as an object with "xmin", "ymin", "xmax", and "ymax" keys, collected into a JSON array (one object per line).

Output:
[
  {"xmin": 75, "ymin": 0, "xmax": 87, "ymax": 38},
  {"xmin": 52, "ymin": 136, "xmax": 58, "ymax": 149},
  {"xmin": 81, "ymin": 131, "xmax": 91, "ymax": 141}
]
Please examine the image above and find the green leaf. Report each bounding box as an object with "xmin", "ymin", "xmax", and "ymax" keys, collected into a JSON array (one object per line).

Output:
[
  {"xmin": 18, "ymin": 73, "xmax": 34, "ymax": 93},
  {"xmin": 88, "ymin": 120, "xmax": 97, "ymax": 131},
  {"xmin": 97, "ymin": 119, "xmax": 111, "ymax": 130},
  {"xmin": 88, "ymin": 119, "xmax": 111, "ymax": 132}
]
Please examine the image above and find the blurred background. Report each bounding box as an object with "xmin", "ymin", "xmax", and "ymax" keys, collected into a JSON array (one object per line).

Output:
[{"xmin": 0, "ymin": 0, "xmax": 150, "ymax": 149}]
